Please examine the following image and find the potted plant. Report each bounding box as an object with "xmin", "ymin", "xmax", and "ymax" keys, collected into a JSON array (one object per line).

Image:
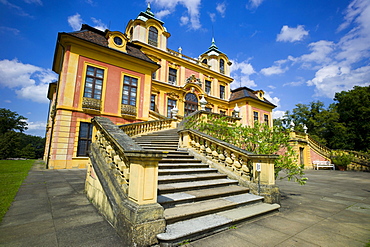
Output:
[{"xmin": 331, "ymin": 152, "xmax": 352, "ymax": 171}]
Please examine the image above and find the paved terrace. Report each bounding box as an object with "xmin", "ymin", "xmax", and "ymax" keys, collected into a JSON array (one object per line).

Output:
[{"xmin": 0, "ymin": 161, "xmax": 369, "ymax": 247}]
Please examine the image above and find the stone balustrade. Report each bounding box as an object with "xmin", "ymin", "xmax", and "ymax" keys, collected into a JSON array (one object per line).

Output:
[
  {"xmin": 179, "ymin": 129, "xmax": 278, "ymax": 185},
  {"xmin": 90, "ymin": 116, "xmax": 166, "ymax": 204},
  {"xmin": 179, "ymin": 110, "xmax": 240, "ymax": 130},
  {"xmin": 86, "ymin": 116, "xmax": 166, "ymax": 246},
  {"xmin": 119, "ymin": 118, "xmax": 174, "ymax": 137},
  {"xmin": 179, "ymin": 129, "xmax": 280, "ymax": 203}
]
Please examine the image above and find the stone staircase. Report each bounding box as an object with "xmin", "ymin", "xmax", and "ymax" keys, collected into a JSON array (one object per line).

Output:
[{"xmin": 133, "ymin": 128, "xmax": 280, "ymax": 246}]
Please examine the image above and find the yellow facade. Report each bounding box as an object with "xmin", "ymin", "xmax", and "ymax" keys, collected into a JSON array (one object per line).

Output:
[{"xmin": 44, "ymin": 5, "xmax": 276, "ymax": 169}]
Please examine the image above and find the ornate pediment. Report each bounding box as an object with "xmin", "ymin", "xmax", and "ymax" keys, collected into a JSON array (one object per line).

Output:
[{"xmin": 186, "ymin": 75, "xmax": 202, "ymax": 85}]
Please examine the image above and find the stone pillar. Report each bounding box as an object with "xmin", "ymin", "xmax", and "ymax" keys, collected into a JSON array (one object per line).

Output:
[
  {"xmin": 249, "ymin": 155, "xmax": 280, "ymax": 204},
  {"xmin": 127, "ymin": 154, "xmax": 162, "ymax": 205}
]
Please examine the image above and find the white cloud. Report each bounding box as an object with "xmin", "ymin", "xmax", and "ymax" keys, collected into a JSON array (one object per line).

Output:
[
  {"xmin": 91, "ymin": 17, "xmax": 108, "ymax": 31},
  {"xmin": 209, "ymin": 12, "xmax": 216, "ymax": 22},
  {"xmin": 264, "ymin": 91, "xmax": 280, "ymax": 108},
  {"xmin": 0, "ymin": 59, "xmax": 57, "ymax": 103},
  {"xmin": 180, "ymin": 15, "xmax": 189, "ymax": 26},
  {"xmin": 156, "ymin": 9, "xmax": 171, "ymax": 19},
  {"xmin": 300, "ymin": 40, "xmax": 335, "ymax": 66},
  {"xmin": 307, "ymin": 65, "xmax": 370, "ymax": 98},
  {"xmin": 68, "ymin": 13, "xmax": 83, "ymax": 31},
  {"xmin": 0, "ymin": 0, "xmax": 31, "ymax": 17},
  {"xmin": 0, "ymin": 26, "xmax": 20, "ymax": 35},
  {"xmin": 272, "ymin": 110, "xmax": 285, "ymax": 119},
  {"xmin": 150, "ymin": 0, "xmax": 202, "ymax": 30},
  {"xmin": 260, "ymin": 65, "xmax": 287, "ymax": 76},
  {"xmin": 26, "ymin": 120, "xmax": 46, "ymax": 131},
  {"xmin": 276, "ymin": 25, "xmax": 309, "ymax": 42},
  {"xmin": 24, "ymin": 0, "xmax": 42, "ymax": 5},
  {"xmin": 247, "ymin": 0, "xmax": 264, "ymax": 9},
  {"xmin": 260, "ymin": 58, "xmax": 290, "ymax": 76},
  {"xmin": 216, "ymin": 2, "xmax": 226, "ymax": 17},
  {"xmin": 230, "ymin": 59, "xmax": 257, "ymax": 89}
]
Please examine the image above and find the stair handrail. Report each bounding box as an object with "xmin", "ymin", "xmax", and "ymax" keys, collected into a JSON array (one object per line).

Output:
[
  {"xmin": 87, "ymin": 116, "xmax": 166, "ymax": 246},
  {"xmin": 90, "ymin": 116, "xmax": 166, "ymax": 204},
  {"xmin": 292, "ymin": 130, "xmax": 370, "ymax": 169},
  {"xmin": 179, "ymin": 129, "xmax": 278, "ymax": 186},
  {"xmin": 119, "ymin": 118, "xmax": 174, "ymax": 137}
]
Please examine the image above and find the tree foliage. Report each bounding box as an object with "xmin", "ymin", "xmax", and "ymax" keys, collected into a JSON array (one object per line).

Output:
[
  {"xmin": 274, "ymin": 86, "xmax": 370, "ymax": 153},
  {"xmin": 0, "ymin": 108, "xmax": 45, "ymax": 160},
  {"xmin": 185, "ymin": 115, "xmax": 307, "ymax": 184},
  {"xmin": 0, "ymin": 108, "xmax": 28, "ymax": 134}
]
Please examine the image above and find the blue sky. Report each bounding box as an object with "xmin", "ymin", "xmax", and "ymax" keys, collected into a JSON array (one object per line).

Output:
[{"xmin": 1, "ymin": 0, "xmax": 369, "ymax": 137}]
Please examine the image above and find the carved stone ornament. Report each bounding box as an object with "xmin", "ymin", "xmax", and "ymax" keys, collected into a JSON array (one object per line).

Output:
[
  {"xmin": 186, "ymin": 75, "xmax": 202, "ymax": 85},
  {"xmin": 166, "ymin": 92, "xmax": 180, "ymax": 99},
  {"xmin": 82, "ymin": 97, "xmax": 101, "ymax": 111},
  {"xmin": 121, "ymin": 104, "xmax": 137, "ymax": 116}
]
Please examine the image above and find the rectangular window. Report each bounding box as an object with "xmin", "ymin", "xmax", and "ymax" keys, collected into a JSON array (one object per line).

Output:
[
  {"xmin": 168, "ymin": 68, "xmax": 177, "ymax": 85},
  {"xmin": 150, "ymin": 94, "xmax": 156, "ymax": 111},
  {"xmin": 122, "ymin": 75, "xmax": 138, "ymax": 106},
  {"xmin": 205, "ymin": 80, "xmax": 211, "ymax": 94},
  {"xmin": 205, "ymin": 107, "xmax": 212, "ymax": 112},
  {"xmin": 220, "ymin": 85, "xmax": 225, "ymax": 99},
  {"xmin": 254, "ymin": 111, "xmax": 259, "ymax": 122},
  {"xmin": 220, "ymin": 110, "xmax": 226, "ymax": 116},
  {"xmin": 84, "ymin": 65, "xmax": 104, "ymax": 100},
  {"xmin": 77, "ymin": 122, "xmax": 92, "ymax": 157},
  {"xmin": 264, "ymin": 114, "xmax": 269, "ymax": 125},
  {"xmin": 167, "ymin": 99, "xmax": 177, "ymax": 118},
  {"xmin": 152, "ymin": 71, "xmax": 156, "ymax": 80}
]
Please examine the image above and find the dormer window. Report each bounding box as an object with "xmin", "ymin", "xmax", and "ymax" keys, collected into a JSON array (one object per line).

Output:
[
  {"xmin": 148, "ymin": 26, "xmax": 158, "ymax": 47},
  {"xmin": 202, "ymin": 59, "xmax": 207, "ymax": 64},
  {"xmin": 220, "ymin": 59, "xmax": 225, "ymax": 74}
]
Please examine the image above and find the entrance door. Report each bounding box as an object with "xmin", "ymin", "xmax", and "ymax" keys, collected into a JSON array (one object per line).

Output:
[{"xmin": 184, "ymin": 93, "xmax": 198, "ymax": 116}]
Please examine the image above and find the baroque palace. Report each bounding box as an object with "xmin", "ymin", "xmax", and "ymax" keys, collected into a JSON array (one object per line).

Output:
[{"xmin": 43, "ymin": 5, "xmax": 276, "ymax": 169}]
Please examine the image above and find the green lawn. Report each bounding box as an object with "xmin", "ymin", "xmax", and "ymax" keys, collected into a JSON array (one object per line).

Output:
[{"xmin": 0, "ymin": 160, "xmax": 34, "ymax": 222}]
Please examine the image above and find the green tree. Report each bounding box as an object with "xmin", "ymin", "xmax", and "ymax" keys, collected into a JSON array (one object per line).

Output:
[
  {"xmin": 0, "ymin": 108, "xmax": 28, "ymax": 134},
  {"xmin": 334, "ymin": 86, "xmax": 370, "ymax": 152},
  {"xmin": 0, "ymin": 109, "xmax": 45, "ymax": 159}
]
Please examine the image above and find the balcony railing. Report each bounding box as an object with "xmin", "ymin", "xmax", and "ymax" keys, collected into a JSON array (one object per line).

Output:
[{"xmin": 119, "ymin": 118, "xmax": 174, "ymax": 137}]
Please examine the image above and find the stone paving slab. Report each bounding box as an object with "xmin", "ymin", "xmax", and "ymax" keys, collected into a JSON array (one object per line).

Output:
[
  {"xmin": 1, "ymin": 163, "xmax": 370, "ymax": 247},
  {"xmin": 188, "ymin": 170, "xmax": 370, "ymax": 247},
  {"xmin": 0, "ymin": 161, "xmax": 124, "ymax": 247}
]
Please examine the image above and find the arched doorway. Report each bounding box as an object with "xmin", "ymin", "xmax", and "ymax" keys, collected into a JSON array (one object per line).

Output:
[{"xmin": 184, "ymin": 93, "xmax": 198, "ymax": 116}]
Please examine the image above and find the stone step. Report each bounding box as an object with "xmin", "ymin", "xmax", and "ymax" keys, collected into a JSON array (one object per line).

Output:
[
  {"xmin": 158, "ymin": 179, "xmax": 239, "ymax": 194},
  {"xmin": 134, "ymin": 140, "xmax": 179, "ymax": 144},
  {"xmin": 159, "ymin": 158, "xmax": 202, "ymax": 163},
  {"xmin": 158, "ymin": 168, "xmax": 218, "ymax": 175},
  {"xmin": 157, "ymin": 203, "xmax": 280, "ymax": 245},
  {"xmin": 159, "ymin": 163, "xmax": 209, "ymax": 169},
  {"xmin": 164, "ymin": 154, "xmax": 194, "ymax": 159},
  {"xmin": 163, "ymin": 193, "xmax": 264, "ymax": 224},
  {"xmin": 142, "ymin": 147, "xmax": 179, "ymax": 151},
  {"xmin": 157, "ymin": 185, "xmax": 249, "ymax": 207},
  {"xmin": 158, "ymin": 173, "xmax": 227, "ymax": 184},
  {"xmin": 138, "ymin": 143, "xmax": 179, "ymax": 148}
]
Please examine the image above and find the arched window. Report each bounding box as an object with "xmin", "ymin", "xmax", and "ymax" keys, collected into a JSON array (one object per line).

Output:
[
  {"xmin": 202, "ymin": 59, "xmax": 207, "ymax": 64},
  {"xmin": 148, "ymin": 26, "xmax": 158, "ymax": 47},
  {"xmin": 220, "ymin": 59, "xmax": 225, "ymax": 74},
  {"xmin": 184, "ymin": 93, "xmax": 198, "ymax": 116}
]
